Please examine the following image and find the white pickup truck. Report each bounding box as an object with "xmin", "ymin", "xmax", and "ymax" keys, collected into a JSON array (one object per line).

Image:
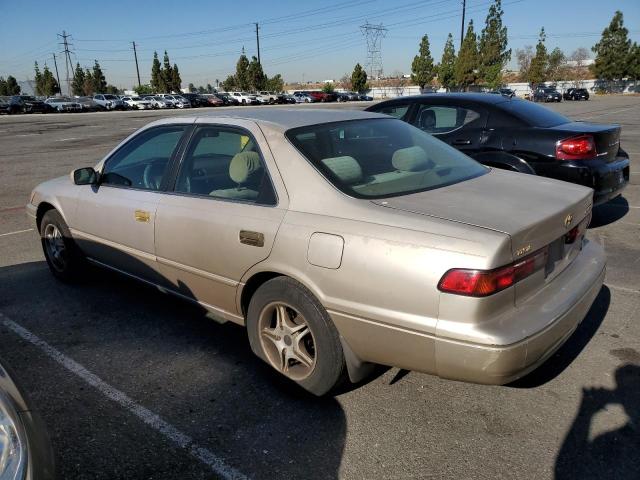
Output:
[{"xmin": 228, "ymin": 91, "xmax": 258, "ymax": 105}]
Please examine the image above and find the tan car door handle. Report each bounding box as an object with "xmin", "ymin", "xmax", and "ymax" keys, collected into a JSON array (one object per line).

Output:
[
  {"xmin": 239, "ymin": 230, "xmax": 264, "ymax": 247},
  {"xmin": 134, "ymin": 210, "xmax": 151, "ymax": 223}
]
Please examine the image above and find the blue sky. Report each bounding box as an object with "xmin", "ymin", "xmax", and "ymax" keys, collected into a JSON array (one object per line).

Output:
[{"xmin": 1, "ymin": 0, "xmax": 638, "ymax": 89}]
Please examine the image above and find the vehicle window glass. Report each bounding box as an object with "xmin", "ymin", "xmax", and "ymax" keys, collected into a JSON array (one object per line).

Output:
[
  {"xmin": 175, "ymin": 126, "xmax": 276, "ymax": 205},
  {"xmin": 102, "ymin": 125, "xmax": 187, "ymax": 190},
  {"xmin": 286, "ymin": 118, "xmax": 487, "ymax": 199},
  {"xmin": 501, "ymin": 99, "xmax": 570, "ymax": 127},
  {"xmin": 376, "ymin": 103, "xmax": 410, "ymax": 120},
  {"xmin": 413, "ymin": 104, "xmax": 481, "ymax": 134}
]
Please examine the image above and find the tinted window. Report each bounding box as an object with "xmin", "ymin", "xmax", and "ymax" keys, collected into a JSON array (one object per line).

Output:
[
  {"xmin": 175, "ymin": 126, "xmax": 276, "ymax": 205},
  {"xmin": 413, "ymin": 104, "xmax": 482, "ymax": 134},
  {"xmin": 500, "ymin": 99, "xmax": 570, "ymax": 127},
  {"xmin": 375, "ymin": 103, "xmax": 410, "ymax": 120},
  {"xmin": 286, "ymin": 118, "xmax": 487, "ymax": 199},
  {"xmin": 102, "ymin": 125, "xmax": 187, "ymax": 190}
]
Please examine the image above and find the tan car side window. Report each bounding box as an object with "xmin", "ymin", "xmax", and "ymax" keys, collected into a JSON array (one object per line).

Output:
[{"xmin": 175, "ymin": 126, "xmax": 276, "ymax": 205}]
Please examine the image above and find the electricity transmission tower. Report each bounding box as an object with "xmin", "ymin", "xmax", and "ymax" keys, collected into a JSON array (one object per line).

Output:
[
  {"xmin": 360, "ymin": 22, "xmax": 387, "ymax": 80},
  {"xmin": 58, "ymin": 31, "xmax": 74, "ymax": 96}
]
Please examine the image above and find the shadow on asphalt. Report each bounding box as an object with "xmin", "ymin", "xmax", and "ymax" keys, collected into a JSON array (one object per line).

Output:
[
  {"xmin": 554, "ymin": 364, "xmax": 640, "ymax": 479},
  {"xmin": 509, "ymin": 286, "xmax": 610, "ymax": 389},
  {"xmin": 0, "ymin": 259, "xmax": 347, "ymax": 479},
  {"xmin": 589, "ymin": 196, "xmax": 629, "ymax": 228}
]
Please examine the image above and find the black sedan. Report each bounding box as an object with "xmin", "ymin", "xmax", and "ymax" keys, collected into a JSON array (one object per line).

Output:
[
  {"xmin": 0, "ymin": 357, "xmax": 55, "ymax": 479},
  {"xmin": 563, "ymin": 88, "xmax": 590, "ymax": 101},
  {"xmin": 366, "ymin": 93, "xmax": 630, "ymax": 205},
  {"xmin": 533, "ymin": 87, "xmax": 562, "ymax": 103}
]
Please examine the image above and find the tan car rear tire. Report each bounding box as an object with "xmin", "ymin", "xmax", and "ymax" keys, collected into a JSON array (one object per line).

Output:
[
  {"xmin": 247, "ymin": 277, "xmax": 346, "ymax": 396},
  {"xmin": 40, "ymin": 209, "xmax": 86, "ymax": 283}
]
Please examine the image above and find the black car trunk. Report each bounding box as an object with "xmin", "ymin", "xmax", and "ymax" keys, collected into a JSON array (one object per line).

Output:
[{"xmin": 549, "ymin": 122, "xmax": 621, "ymax": 163}]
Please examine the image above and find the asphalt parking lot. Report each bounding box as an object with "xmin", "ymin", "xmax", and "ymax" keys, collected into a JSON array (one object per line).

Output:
[{"xmin": 0, "ymin": 96, "xmax": 638, "ymax": 479}]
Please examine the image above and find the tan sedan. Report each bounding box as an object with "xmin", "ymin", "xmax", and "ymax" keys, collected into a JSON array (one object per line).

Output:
[{"xmin": 27, "ymin": 109, "xmax": 605, "ymax": 395}]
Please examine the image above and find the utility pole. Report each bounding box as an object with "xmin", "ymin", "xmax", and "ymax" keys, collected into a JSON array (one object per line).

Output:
[
  {"xmin": 254, "ymin": 23, "xmax": 261, "ymax": 64},
  {"xmin": 360, "ymin": 22, "xmax": 387, "ymax": 81},
  {"xmin": 132, "ymin": 41, "xmax": 141, "ymax": 87},
  {"xmin": 52, "ymin": 53, "xmax": 62, "ymax": 93},
  {"xmin": 460, "ymin": 0, "xmax": 466, "ymax": 49},
  {"xmin": 58, "ymin": 31, "xmax": 73, "ymax": 96}
]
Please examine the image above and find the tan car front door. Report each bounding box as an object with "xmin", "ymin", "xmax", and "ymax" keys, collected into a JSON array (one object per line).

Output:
[
  {"xmin": 72, "ymin": 124, "xmax": 190, "ymax": 281},
  {"xmin": 154, "ymin": 121, "xmax": 288, "ymax": 322}
]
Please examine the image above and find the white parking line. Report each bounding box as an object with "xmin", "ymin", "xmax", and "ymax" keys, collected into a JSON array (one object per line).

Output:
[
  {"xmin": 606, "ymin": 283, "xmax": 640, "ymax": 295},
  {"xmin": 0, "ymin": 314, "xmax": 249, "ymax": 480},
  {"xmin": 0, "ymin": 228, "xmax": 34, "ymax": 237}
]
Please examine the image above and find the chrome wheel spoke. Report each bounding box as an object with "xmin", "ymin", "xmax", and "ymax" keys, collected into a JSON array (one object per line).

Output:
[
  {"xmin": 292, "ymin": 345, "xmax": 314, "ymax": 368},
  {"xmin": 261, "ymin": 327, "xmax": 280, "ymax": 347}
]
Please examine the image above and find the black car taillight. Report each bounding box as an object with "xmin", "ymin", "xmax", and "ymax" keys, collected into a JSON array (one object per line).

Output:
[{"xmin": 556, "ymin": 135, "xmax": 596, "ymax": 160}]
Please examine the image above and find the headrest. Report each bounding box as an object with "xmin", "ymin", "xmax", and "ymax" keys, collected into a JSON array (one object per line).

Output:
[
  {"xmin": 392, "ymin": 146, "xmax": 430, "ymax": 172},
  {"xmin": 229, "ymin": 151, "xmax": 262, "ymax": 184},
  {"xmin": 418, "ymin": 109, "xmax": 436, "ymax": 129},
  {"xmin": 321, "ymin": 156, "xmax": 363, "ymax": 185}
]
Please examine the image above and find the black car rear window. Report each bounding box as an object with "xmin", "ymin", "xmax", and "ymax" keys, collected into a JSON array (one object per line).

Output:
[{"xmin": 499, "ymin": 99, "xmax": 571, "ymax": 127}]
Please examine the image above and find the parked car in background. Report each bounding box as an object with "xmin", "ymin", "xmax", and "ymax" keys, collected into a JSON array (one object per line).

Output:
[
  {"xmin": 0, "ymin": 356, "xmax": 55, "ymax": 479},
  {"xmin": 358, "ymin": 94, "xmax": 373, "ymax": 101},
  {"xmin": 279, "ymin": 93, "xmax": 297, "ymax": 104},
  {"xmin": 0, "ymin": 96, "xmax": 11, "ymax": 114},
  {"xmin": 344, "ymin": 91, "xmax": 360, "ymax": 100},
  {"xmin": 258, "ymin": 91, "xmax": 279, "ymax": 104},
  {"xmin": 366, "ymin": 93, "xmax": 630, "ymax": 205},
  {"xmin": 197, "ymin": 94, "xmax": 222, "ymax": 107},
  {"xmin": 563, "ymin": 88, "xmax": 590, "ymax": 101},
  {"xmin": 254, "ymin": 93, "xmax": 271, "ymax": 104},
  {"xmin": 335, "ymin": 92, "xmax": 350, "ymax": 102},
  {"xmin": 293, "ymin": 92, "xmax": 315, "ymax": 103},
  {"xmin": 76, "ymin": 96, "xmax": 105, "ymax": 112},
  {"xmin": 181, "ymin": 93, "xmax": 209, "ymax": 107},
  {"xmin": 16, "ymin": 95, "xmax": 54, "ymax": 113},
  {"xmin": 171, "ymin": 95, "xmax": 192, "ymax": 108},
  {"xmin": 215, "ymin": 92, "xmax": 238, "ymax": 105},
  {"xmin": 93, "ymin": 94, "xmax": 125, "ymax": 110},
  {"xmin": 145, "ymin": 96, "xmax": 173, "ymax": 109},
  {"xmin": 29, "ymin": 109, "xmax": 605, "ymax": 396},
  {"xmin": 499, "ymin": 88, "xmax": 515, "ymax": 98},
  {"xmin": 0, "ymin": 95, "xmax": 26, "ymax": 114},
  {"xmin": 45, "ymin": 97, "xmax": 82, "ymax": 112},
  {"xmin": 229, "ymin": 91, "xmax": 258, "ymax": 104},
  {"xmin": 533, "ymin": 87, "xmax": 562, "ymax": 103},
  {"xmin": 122, "ymin": 96, "xmax": 153, "ymax": 110}
]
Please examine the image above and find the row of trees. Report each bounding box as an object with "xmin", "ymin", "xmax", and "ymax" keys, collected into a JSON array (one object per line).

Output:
[
  {"xmin": 151, "ymin": 51, "xmax": 182, "ymax": 93},
  {"xmin": 409, "ymin": 3, "xmax": 639, "ymax": 92},
  {"xmin": 220, "ymin": 53, "xmax": 284, "ymax": 92},
  {"xmin": 33, "ymin": 63, "xmax": 60, "ymax": 96},
  {"xmin": 0, "ymin": 76, "xmax": 21, "ymax": 95},
  {"xmin": 70, "ymin": 61, "xmax": 118, "ymax": 96},
  {"xmin": 410, "ymin": 0, "xmax": 510, "ymax": 90}
]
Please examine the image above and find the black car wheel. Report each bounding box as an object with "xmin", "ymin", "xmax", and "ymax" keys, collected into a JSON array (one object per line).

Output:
[{"xmin": 40, "ymin": 209, "xmax": 86, "ymax": 282}]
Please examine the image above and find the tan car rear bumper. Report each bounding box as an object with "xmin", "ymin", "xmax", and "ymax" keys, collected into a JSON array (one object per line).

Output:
[{"xmin": 331, "ymin": 239, "xmax": 605, "ymax": 385}]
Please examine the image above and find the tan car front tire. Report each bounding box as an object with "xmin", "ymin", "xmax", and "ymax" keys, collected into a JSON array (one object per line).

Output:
[
  {"xmin": 40, "ymin": 209, "xmax": 86, "ymax": 282},
  {"xmin": 247, "ymin": 277, "xmax": 346, "ymax": 396}
]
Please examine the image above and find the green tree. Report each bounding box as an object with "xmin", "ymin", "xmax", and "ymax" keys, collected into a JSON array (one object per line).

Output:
[
  {"xmin": 438, "ymin": 33, "xmax": 457, "ymax": 91},
  {"xmin": 34, "ymin": 62, "xmax": 44, "ymax": 96},
  {"xmin": 322, "ymin": 82, "xmax": 335, "ymax": 93},
  {"xmin": 188, "ymin": 83, "xmax": 196, "ymax": 93},
  {"xmin": 171, "ymin": 64, "xmax": 182, "ymax": 92},
  {"xmin": 83, "ymin": 69, "xmax": 94, "ymax": 96},
  {"xmin": 222, "ymin": 75, "xmax": 237, "ymax": 91},
  {"xmin": 150, "ymin": 52, "xmax": 163, "ymax": 92},
  {"xmin": 71, "ymin": 63, "xmax": 85, "ymax": 96},
  {"xmin": 247, "ymin": 56, "xmax": 266, "ymax": 91},
  {"xmin": 92, "ymin": 60, "xmax": 107, "ymax": 93},
  {"xmin": 592, "ymin": 11, "xmax": 631, "ymax": 82},
  {"xmin": 0, "ymin": 78, "xmax": 6, "ymax": 95},
  {"xmin": 455, "ymin": 20, "xmax": 479, "ymax": 90},
  {"xmin": 206, "ymin": 83, "xmax": 214, "ymax": 93},
  {"xmin": 546, "ymin": 47, "xmax": 566, "ymax": 83},
  {"xmin": 628, "ymin": 42, "xmax": 640, "ymax": 81},
  {"xmin": 105, "ymin": 85, "xmax": 120, "ymax": 94},
  {"xmin": 134, "ymin": 84, "xmax": 154, "ymax": 95},
  {"xmin": 266, "ymin": 74, "xmax": 284, "ymax": 92},
  {"xmin": 3, "ymin": 75, "xmax": 21, "ymax": 95},
  {"xmin": 351, "ymin": 63, "xmax": 368, "ymax": 93},
  {"xmin": 235, "ymin": 54, "xmax": 251, "ymax": 91},
  {"xmin": 41, "ymin": 65, "xmax": 59, "ymax": 96},
  {"xmin": 478, "ymin": 0, "xmax": 511, "ymax": 88},
  {"xmin": 528, "ymin": 27, "xmax": 548, "ymax": 85},
  {"xmin": 162, "ymin": 51, "xmax": 173, "ymax": 92},
  {"xmin": 411, "ymin": 34, "xmax": 436, "ymax": 91}
]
